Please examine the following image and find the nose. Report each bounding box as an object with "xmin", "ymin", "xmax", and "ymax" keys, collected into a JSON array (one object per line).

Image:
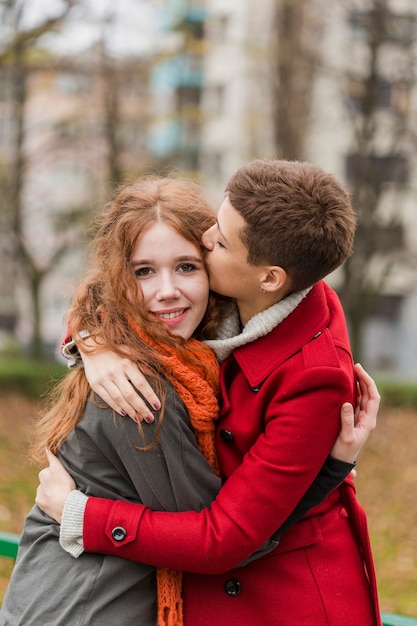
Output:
[
  {"xmin": 156, "ymin": 272, "xmax": 181, "ymax": 300},
  {"xmin": 202, "ymin": 225, "xmax": 215, "ymax": 251}
]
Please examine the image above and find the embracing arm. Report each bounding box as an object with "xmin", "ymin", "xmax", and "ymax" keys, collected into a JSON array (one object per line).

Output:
[
  {"xmin": 269, "ymin": 362, "xmax": 378, "ymax": 535},
  {"xmin": 36, "ymin": 364, "xmax": 379, "ymax": 573},
  {"xmin": 61, "ymin": 333, "xmax": 160, "ymax": 422},
  {"xmin": 64, "ymin": 332, "xmax": 377, "ymax": 453}
]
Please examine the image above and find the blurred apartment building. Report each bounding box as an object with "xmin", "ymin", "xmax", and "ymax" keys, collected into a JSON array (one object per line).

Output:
[
  {"xmin": 196, "ymin": 0, "xmax": 417, "ymax": 378},
  {"xmin": 147, "ymin": 0, "xmax": 207, "ymax": 176},
  {"xmin": 0, "ymin": 47, "xmax": 152, "ymax": 355},
  {"xmin": 1, "ymin": 0, "xmax": 417, "ymax": 377}
]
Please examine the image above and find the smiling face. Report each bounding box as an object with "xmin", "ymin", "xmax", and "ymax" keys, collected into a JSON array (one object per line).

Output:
[{"xmin": 130, "ymin": 221, "xmax": 209, "ymax": 340}]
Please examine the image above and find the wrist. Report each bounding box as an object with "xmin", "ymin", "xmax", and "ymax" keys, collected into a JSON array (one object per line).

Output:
[{"xmin": 59, "ymin": 490, "xmax": 88, "ymax": 558}]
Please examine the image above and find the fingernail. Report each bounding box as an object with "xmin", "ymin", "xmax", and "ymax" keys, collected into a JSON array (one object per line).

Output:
[
  {"xmin": 120, "ymin": 409, "xmax": 127, "ymax": 417},
  {"xmin": 144, "ymin": 414, "xmax": 154, "ymax": 424},
  {"xmin": 152, "ymin": 401, "xmax": 161, "ymax": 410}
]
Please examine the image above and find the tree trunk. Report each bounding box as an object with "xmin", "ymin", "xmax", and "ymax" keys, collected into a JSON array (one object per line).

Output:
[
  {"xmin": 271, "ymin": 0, "xmax": 320, "ymax": 160},
  {"xmin": 29, "ymin": 270, "xmax": 44, "ymax": 359}
]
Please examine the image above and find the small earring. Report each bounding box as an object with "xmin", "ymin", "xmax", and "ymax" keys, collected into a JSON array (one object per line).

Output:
[{"xmin": 260, "ymin": 286, "xmax": 266, "ymax": 294}]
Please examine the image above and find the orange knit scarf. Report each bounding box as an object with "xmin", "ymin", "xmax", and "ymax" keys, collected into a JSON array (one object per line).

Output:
[{"xmin": 130, "ymin": 321, "xmax": 221, "ymax": 626}]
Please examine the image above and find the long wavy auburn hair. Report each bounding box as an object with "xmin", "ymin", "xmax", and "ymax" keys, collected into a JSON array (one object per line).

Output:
[{"xmin": 31, "ymin": 176, "xmax": 233, "ymax": 464}]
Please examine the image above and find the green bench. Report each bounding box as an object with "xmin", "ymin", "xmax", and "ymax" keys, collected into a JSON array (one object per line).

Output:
[
  {"xmin": 0, "ymin": 531, "xmax": 19, "ymax": 560},
  {"xmin": 0, "ymin": 531, "xmax": 416, "ymax": 624},
  {"xmin": 382, "ymin": 614, "xmax": 417, "ymax": 626}
]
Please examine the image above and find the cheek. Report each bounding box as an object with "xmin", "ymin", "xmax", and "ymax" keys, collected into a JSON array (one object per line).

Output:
[
  {"xmin": 138, "ymin": 283, "xmax": 152, "ymax": 307},
  {"xmin": 194, "ymin": 277, "xmax": 210, "ymax": 311},
  {"xmin": 208, "ymin": 246, "xmax": 225, "ymax": 269}
]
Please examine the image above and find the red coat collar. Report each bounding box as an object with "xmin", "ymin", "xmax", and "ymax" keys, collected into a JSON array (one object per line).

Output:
[{"xmin": 230, "ymin": 281, "xmax": 341, "ymax": 387}]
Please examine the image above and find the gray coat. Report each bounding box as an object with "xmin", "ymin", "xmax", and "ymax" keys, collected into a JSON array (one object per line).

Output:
[{"xmin": 0, "ymin": 382, "xmax": 221, "ymax": 626}]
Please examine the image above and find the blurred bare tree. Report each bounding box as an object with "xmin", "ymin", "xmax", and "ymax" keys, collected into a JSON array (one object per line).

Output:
[
  {"xmin": 97, "ymin": 10, "xmax": 152, "ymax": 188},
  {"xmin": 271, "ymin": 0, "xmax": 322, "ymax": 160},
  {"xmin": 270, "ymin": 0, "xmax": 417, "ymax": 361},
  {"xmin": 337, "ymin": 0, "xmax": 417, "ymax": 360},
  {"xmin": 0, "ymin": 1, "xmax": 153, "ymax": 357},
  {"xmin": 0, "ymin": 0, "xmax": 76, "ymax": 357}
]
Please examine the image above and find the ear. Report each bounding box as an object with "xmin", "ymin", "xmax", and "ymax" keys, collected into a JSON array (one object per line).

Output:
[{"xmin": 260, "ymin": 266, "xmax": 288, "ymax": 293}]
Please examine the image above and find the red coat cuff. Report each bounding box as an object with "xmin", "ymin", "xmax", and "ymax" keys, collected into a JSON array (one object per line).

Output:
[{"xmin": 84, "ymin": 497, "xmax": 147, "ymax": 557}]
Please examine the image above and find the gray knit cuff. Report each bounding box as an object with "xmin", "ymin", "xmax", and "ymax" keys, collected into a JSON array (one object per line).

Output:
[
  {"xmin": 61, "ymin": 330, "xmax": 91, "ymax": 369},
  {"xmin": 59, "ymin": 490, "xmax": 88, "ymax": 558}
]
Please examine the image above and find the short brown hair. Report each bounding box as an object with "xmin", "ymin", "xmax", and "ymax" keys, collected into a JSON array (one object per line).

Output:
[{"xmin": 226, "ymin": 159, "xmax": 357, "ymax": 291}]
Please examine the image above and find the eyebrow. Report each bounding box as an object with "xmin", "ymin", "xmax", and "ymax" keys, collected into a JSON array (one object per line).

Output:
[{"xmin": 131, "ymin": 255, "xmax": 203, "ymax": 267}]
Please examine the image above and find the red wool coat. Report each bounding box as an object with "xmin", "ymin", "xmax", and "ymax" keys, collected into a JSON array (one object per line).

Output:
[{"xmin": 83, "ymin": 281, "xmax": 381, "ymax": 626}]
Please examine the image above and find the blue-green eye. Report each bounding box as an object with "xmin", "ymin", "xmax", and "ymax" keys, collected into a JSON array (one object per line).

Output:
[
  {"xmin": 178, "ymin": 263, "xmax": 197, "ymax": 273},
  {"xmin": 135, "ymin": 267, "xmax": 152, "ymax": 277}
]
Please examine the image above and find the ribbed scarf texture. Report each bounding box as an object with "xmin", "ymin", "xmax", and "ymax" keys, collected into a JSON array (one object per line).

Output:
[
  {"xmin": 129, "ymin": 320, "xmax": 221, "ymax": 626},
  {"xmin": 204, "ymin": 287, "xmax": 311, "ymax": 362}
]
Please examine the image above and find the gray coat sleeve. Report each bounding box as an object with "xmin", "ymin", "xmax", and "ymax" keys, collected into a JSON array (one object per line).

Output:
[
  {"xmin": 59, "ymin": 381, "xmax": 222, "ymax": 513},
  {"xmin": 0, "ymin": 382, "xmax": 222, "ymax": 626}
]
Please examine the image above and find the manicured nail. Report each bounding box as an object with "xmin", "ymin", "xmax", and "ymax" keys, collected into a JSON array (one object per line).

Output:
[
  {"xmin": 152, "ymin": 401, "xmax": 161, "ymax": 410},
  {"xmin": 120, "ymin": 409, "xmax": 127, "ymax": 417},
  {"xmin": 144, "ymin": 414, "xmax": 154, "ymax": 424}
]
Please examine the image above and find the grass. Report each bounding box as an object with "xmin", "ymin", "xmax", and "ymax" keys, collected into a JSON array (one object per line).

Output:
[
  {"xmin": 0, "ymin": 355, "xmax": 66, "ymax": 397},
  {"xmin": 377, "ymin": 380, "xmax": 417, "ymax": 410},
  {"xmin": 0, "ymin": 366, "xmax": 416, "ymax": 616},
  {"xmin": 354, "ymin": 406, "xmax": 417, "ymax": 616},
  {"xmin": 0, "ymin": 391, "xmax": 40, "ymax": 602}
]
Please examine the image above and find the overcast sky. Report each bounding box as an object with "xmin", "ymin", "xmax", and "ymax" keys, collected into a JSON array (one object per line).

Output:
[{"xmin": 20, "ymin": 0, "xmax": 160, "ymax": 57}]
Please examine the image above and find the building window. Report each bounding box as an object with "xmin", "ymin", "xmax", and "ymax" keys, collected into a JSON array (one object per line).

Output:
[
  {"xmin": 371, "ymin": 294, "xmax": 403, "ymax": 321},
  {"xmin": 345, "ymin": 153, "xmax": 409, "ymax": 186},
  {"xmin": 349, "ymin": 10, "xmax": 416, "ymax": 47},
  {"xmin": 345, "ymin": 77, "xmax": 410, "ymax": 116},
  {"xmin": 187, "ymin": 18, "xmax": 204, "ymax": 40},
  {"xmin": 54, "ymin": 72, "xmax": 91, "ymax": 95},
  {"xmin": 384, "ymin": 13, "xmax": 415, "ymax": 46},
  {"xmin": 177, "ymin": 14, "xmax": 205, "ymax": 40},
  {"xmin": 176, "ymin": 85, "xmax": 201, "ymax": 108}
]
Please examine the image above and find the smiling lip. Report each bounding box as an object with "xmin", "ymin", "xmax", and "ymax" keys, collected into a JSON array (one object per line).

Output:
[{"xmin": 151, "ymin": 308, "xmax": 188, "ymax": 325}]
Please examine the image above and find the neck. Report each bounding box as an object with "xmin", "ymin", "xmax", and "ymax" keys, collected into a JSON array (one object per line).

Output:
[
  {"xmin": 237, "ymin": 299, "xmax": 265, "ymax": 327},
  {"xmin": 237, "ymin": 286, "xmax": 293, "ymax": 327}
]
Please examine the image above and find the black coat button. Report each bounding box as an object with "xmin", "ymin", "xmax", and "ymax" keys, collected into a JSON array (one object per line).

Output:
[
  {"xmin": 225, "ymin": 578, "xmax": 242, "ymax": 596},
  {"xmin": 111, "ymin": 526, "xmax": 127, "ymax": 542},
  {"xmin": 220, "ymin": 429, "xmax": 234, "ymax": 444}
]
